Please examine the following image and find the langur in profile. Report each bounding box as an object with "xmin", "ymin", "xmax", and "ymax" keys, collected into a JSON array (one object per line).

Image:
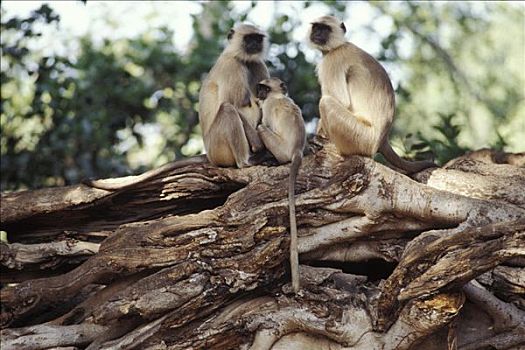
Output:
[
  {"xmin": 308, "ymin": 15, "xmax": 435, "ymax": 173},
  {"xmin": 257, "ymin": 78, "xmax": 306, "ymax": 293}
]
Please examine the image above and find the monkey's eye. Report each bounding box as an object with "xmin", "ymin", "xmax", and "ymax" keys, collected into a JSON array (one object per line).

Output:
[
  {"xmin": 256, "ymin": 83, "xmax": 265, "ymax": 94},
  {"xmin": 312, "ymin": 23, "xmax": 331, "ymax": 33},
  {"xmin": 256, "ymin": 84, "xmax": 270, "ymax": 100},
  {"xmin": 246, "ymin": 34, "xmax": 263, "ymax": 43}
]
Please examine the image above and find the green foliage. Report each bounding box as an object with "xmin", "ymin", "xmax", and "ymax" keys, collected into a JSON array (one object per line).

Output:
[
  {"xmin": 370, "ymin": 2, "xmax": 524, "ymax": 154},
  {"xmin": 413, "ymin": 113, "xmax": 470, "ymax": 165},
  {"xmin": 266, "ymin": 14, "xmax": 320, "ymax": 119},
  {"xmin": 1, "ymin": 1, "xmax": 523, "ymax": 191},
  {"xmin": 1, "ymin": 5, "xmax": 211, "ymax": 190}
]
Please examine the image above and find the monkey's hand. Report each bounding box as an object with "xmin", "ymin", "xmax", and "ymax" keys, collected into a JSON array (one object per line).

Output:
[
  {"xmin": 316, "ymin": 118, "xmax": 327, "ymax": 136},
  {"xmin": 257, "ymin": 124, "xmax": 268, "ymax": 134},
  {"xmin": 238, "ymin": 112, "xmax": 264, "ymax": 153},
  {"xmin": 257, "ymin": 124, "xmax": 275, "ymax": 150}
]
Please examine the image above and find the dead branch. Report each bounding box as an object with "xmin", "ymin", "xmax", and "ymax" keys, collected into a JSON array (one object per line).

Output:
[{"xmin": 1, "ymin": 141, "xmax": 523, "ymax": 349}]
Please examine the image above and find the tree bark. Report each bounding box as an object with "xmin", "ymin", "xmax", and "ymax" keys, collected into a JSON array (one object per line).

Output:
[{"xmin": 1, "ymin": 139, "xmax": 524, "ymax": 350}]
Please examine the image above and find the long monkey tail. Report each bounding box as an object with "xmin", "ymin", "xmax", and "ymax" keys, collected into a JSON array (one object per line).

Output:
[
  {"xmin": 379, "ymin": 141, "xmax": 436, "ymax": 174},
  {"xmin": 289, "ymin": 150, "xmax": 303, "ymax": 293},
  {"xmin": 83, "ymin": 154, "xmax": 209, "ymax": 191}
]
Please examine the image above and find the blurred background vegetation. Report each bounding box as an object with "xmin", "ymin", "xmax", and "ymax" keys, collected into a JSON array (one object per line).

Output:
[{"xmin": 1, "ymin": 1, "xmax": 524, "ymax": 191}]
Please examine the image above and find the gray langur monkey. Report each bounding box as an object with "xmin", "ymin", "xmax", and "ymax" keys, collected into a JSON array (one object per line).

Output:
[
  {"xmin": 199, "ymin": 23, "xmax": 270, "ymax": 168},
  {"xmin": 308, "ymin": 15, "xmax": 435, "ymax": 173},
  {"xmin": 256, "ymin": 77, "xmax": 306, "ymax": 293},
  {"xmin": 85, "ymin": 24, "xmax": 269, "ymax": 191}
]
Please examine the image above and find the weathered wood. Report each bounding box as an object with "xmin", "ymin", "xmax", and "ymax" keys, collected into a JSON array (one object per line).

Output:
[
  {"xmin": 375, "ymin": 219, "xmax": 525, "ymax": 331},
  {"xmin": 1, "ymin": 141, "xmax": 524, "ymax": 349},
  {"xmin": 478, "ymin": 265, "xmax": 525, "ymax": 310},
  {"xmin": 0, "ymin": 240, "xmax": 99, "ymax": 269}
]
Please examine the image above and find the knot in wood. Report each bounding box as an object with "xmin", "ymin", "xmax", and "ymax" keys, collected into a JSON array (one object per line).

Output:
[{"xmin": 341, "ymin": 173, "xmax": 366, "ymax": 195}]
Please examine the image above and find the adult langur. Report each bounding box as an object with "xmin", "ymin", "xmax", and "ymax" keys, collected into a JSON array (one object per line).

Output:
[
  {"xmin": 85, "ymin": 24, "xmax": 270, "ymax": 191},
  {"xmin": 199, "ymin": 23, "xmax": 270, "ymax": 168},
  {"xmin": 308, "ymin": 15, "xmax": 435, "ymax": 173}
]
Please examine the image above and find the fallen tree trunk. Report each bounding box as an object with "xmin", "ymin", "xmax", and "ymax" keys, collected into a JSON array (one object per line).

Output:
[{"xmin": 1, "ymin": 139, "xmax": 524, "ymax": 350}]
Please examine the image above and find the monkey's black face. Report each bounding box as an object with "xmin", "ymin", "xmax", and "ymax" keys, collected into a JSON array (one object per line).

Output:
[
  {"xmin": 243, "ymin": 33, "xmax": 264, "ymax": 54},
  {"xmin": 256, "ymin": 83, "xmax": 271, "ymax": 100},
  {"xmin": 310, "ymin": 23, "xmax": 332, "ymax": 45}
]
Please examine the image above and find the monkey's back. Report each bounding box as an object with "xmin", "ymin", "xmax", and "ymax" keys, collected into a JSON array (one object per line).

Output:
[
  {"xmin": 320, "ymin": 43, "xmax": 395, "ymax": 132},
  {"xmin": 262, "ymin": 96, "xmax": 305, "ymax": 161}
]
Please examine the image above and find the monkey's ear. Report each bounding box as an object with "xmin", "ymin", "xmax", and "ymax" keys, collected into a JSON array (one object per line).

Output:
[
  {"xmin": 280, "ymin": 82, "xmax": 288, "ymax": 95},
  {"xmin": 340, "ymin": 22, "xmax": 346, "ymax": 33},
  {"xmin": 227, "ymin": 29, "xmax": 235, "ymax": 40}
]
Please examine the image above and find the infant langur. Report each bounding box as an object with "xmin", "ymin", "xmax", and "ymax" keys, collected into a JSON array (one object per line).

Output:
[{"xmin": 256, "ymin": 78, "xmax": 306, "ymax": 293}]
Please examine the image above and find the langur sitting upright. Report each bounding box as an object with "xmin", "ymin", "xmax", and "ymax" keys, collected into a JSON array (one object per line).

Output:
[
  {"xmin": 257, "ymin": 77, "xmax": 306, "ymax": 293},
  {"xmin": 308, "ymin": 15, "xmax": 435, "ymax": 173},
  {"xmin": 199, "ymin": 23, "xmax": 270, "ymax": 168},
  {"xmin": 85, "ymin": 24, "xmax": 271, "ymax": 191}
]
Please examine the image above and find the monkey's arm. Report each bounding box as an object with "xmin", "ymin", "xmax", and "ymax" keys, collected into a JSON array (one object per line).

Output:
[
  {"xmin": 217, "ymin": 61, "xmax": 247, "ymax": 106},
  {"xmin": 215, "ymin": 62, "xmax": 262, "ymax": 153},
  {"xmin": 239, "ymin": 112, "xmax": 264, "ymax": 153},
  {"xmin": 319, "ymin": 54, "xmax": 352, "ymax": 107},
  {"xmin": 329, "ymin": 71, "xmax": 351, "ymax": 108}
]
